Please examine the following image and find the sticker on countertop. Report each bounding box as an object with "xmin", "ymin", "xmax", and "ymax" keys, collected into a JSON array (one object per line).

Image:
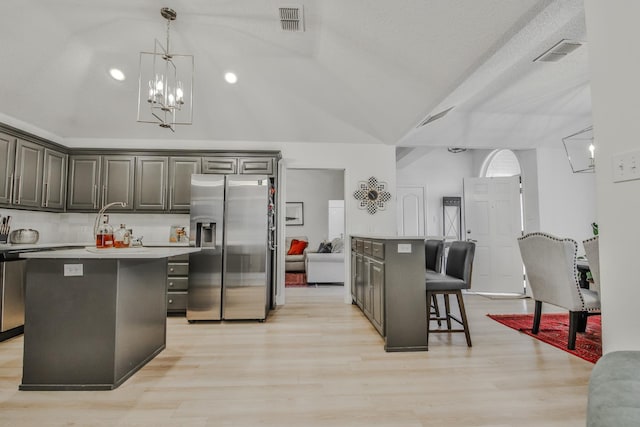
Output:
[
  {"xmin": 63, "ymin": 264, "xmax": 83, "ymax": 277},
  {"xmin": 397, "ymin": 243, "xmax": 412, "ymax": 253}
]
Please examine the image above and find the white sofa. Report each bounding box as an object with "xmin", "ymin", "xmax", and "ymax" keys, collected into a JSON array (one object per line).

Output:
[{"xmin": 305, "ymin": 252, "xmax": 345, "ymax": 284}]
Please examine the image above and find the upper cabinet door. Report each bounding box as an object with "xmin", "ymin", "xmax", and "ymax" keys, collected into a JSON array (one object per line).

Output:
[
  {"xmin": 67, "ymin": 155, "xmax": 101, "ymax": 211},
  {"xmin": 13, "ymin": 139, "xmax": 44, "ymax": 208},
  {"xmin": 102, "ymin": 156, "xmax": 134, "ymax": 210},
  {"xmin": 42, "ymin": 149, "xmax": 67, "ymax": 211},
  {"xmin": 202, "ymin": 157, "xmax": 237, "ymax": 174},
  {"xmin": 135, "ymin": 156, "xmax": 168, "ymax": 211},
  {"xmin": 168, "ymin": 156, "xmax": 201, "ymax": 211},
  {"xmin": 0, "ymin": 132, "xmax": 16, "ymax": 205},
  {"xmin": 239, "ymin": 157, "xmax": 274, "ymax": 175}
]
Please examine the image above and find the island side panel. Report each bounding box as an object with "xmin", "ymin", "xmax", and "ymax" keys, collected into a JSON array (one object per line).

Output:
[
  {"xmin": 383, "ymin": 239, "xmax": 428, "ymax": 351},
  {"xmin": 21, "ymin": 259, "xmax": 118, "ymax": 390},
  {"xmin": 113, "ymin": 258, "xmax": 167, "ymax": 384}
]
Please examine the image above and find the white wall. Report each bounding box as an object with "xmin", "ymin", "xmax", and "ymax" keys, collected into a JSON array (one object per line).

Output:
[
  {"xmin": 535, "ymin": 147, "xmax": 597, "ymax": 244},
  {"xmin": 286, "ymin": 169, "xmax": 344, "ymax": 249},
  {"xmin": 585, "ymin": 0, "xmax": 640, "ymax": 352},
  {"xmin": 397, "ymin": 148, "xmax": 474, "ymax": 236}
]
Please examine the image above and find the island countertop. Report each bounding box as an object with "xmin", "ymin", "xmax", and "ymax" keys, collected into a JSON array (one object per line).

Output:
[{"xmin": 19, "ymin": 246, "xmax": 200, "ymax": 259}]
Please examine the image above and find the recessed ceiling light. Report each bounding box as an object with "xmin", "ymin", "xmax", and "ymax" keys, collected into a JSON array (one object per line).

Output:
[
  {"xmin": 109, "ymin": 68, "xmax": 125, "ymax": 81},
  {"xmin": 224, "ymin": 72, "xmax": 238, "ymax": 84}
]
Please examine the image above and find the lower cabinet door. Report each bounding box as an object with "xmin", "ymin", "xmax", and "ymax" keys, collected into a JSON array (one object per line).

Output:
[{"xmin": 167, "ymin": 292, "xmax": 188, "ymax": 312}]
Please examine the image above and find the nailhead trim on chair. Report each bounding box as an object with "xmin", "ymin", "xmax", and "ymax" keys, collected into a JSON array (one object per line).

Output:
[{"xmin": 517, "ymin": 232, "xmax": 597, "ymax": 312}]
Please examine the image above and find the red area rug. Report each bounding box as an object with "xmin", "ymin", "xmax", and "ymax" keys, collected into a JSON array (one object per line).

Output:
[
  {"xmin": 285, "ymin": 273, "xmax": 307, "ymax": 287},
  {"xmin": 487, "ymin": 313, "xmax": 602, "ymax": 363}
]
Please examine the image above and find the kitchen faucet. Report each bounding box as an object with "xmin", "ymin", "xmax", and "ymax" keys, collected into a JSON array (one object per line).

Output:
[{"xmin": 93, "ymin": 202, "xmax": 127, "ymax": 241}]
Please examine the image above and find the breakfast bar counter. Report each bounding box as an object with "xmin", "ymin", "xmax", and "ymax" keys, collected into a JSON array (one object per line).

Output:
[{"xmin": 18, "ymin": 247, "xmax": 200, "ymax": 391}]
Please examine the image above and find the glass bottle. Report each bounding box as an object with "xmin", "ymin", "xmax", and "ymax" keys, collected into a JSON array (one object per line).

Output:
[
  {"xmin": 114, "ymin": 224, "xmax": 130, "ymax": 248},
  {"xmin": 96, "ymin": 216, "xmax": 114, "ymax": 249}
]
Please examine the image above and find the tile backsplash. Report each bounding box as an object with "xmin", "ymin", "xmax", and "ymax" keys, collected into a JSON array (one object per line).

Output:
[{"xmin": 1, "ymin": 209, "xmax": 190, "ymax": 244}]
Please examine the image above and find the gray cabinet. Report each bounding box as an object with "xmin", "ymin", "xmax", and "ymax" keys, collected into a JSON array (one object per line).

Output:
[
  {"xmin": 239, "ymin": 157, "xmax": 273, "ymax": 175},
  {"xmin": 202, "ymin": 156, "xmax": 275, "ymax": 176},
  {"xmin": 42, "ymin": 149, "xmax": 67, "ymax": 211},
  {"xmin": 0, "ymin": 133, "xmax": 16, "ymax": 205},
  {"xmin": 202, "ymin": 157, "xmax": 237, "ymax": 174},
  {"xmin": 168, "ymin": 156, "xmax": 201, "ymax": 211},
  {"xmin": 68, "ymin": 155, "xmax": 134, "ymax": 211},
  {"xmin": 67, "ymin": 155, "xmax": 102, "ymax": 210},
  {"xmin": 135, "ymin": 156, "xmax": 168, "ymax": 211},
  {"xmin": 167, "ymin": 253, "xmax": 189, "ymax": 314},
  {"xmin": 13, "ymin": 140, "xmax": 44, "ymax": 208},
  {"xmin": 369, "ymin": 258, "xmax": 384, "ymax": 333},
  {"xmin": 350, "ymin": 236, "xmax": 427, "ymax": 352},
  {"xmin": 102, "ymin": 156, "xmax": 134, "ymax": 210}
]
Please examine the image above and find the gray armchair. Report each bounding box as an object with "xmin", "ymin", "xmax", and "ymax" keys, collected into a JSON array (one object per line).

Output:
[{"xmin": 517, "ymin": 232, "xmax": 601, "ymax": 350}]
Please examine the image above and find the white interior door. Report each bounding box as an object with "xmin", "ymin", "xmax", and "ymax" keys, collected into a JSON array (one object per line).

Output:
[
  {"xmin": 463, "ymin": 176, "xmax": 523, "ymax": 294},
  {"xmin": 397, "ymin": 186, "xmax": 425, "ymax": 236},
  {"xmin": 328, "ymin": 200, "xmax": 345, "ymax": 240}
]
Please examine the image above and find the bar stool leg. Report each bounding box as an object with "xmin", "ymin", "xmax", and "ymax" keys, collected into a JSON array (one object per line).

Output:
[{"xmin": 455, "ymin": 290, "xmax": 472, "ymax": 347}]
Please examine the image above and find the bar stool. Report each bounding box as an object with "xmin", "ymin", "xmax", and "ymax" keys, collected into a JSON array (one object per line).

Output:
[{"xmin": 425, "ymin": 241, "xmax": 475, "ymax": 348}]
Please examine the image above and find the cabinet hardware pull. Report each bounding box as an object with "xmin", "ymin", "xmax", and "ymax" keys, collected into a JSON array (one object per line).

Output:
[
  {"xmin": 169, "ymin": 187, "xmax": 173, "ymax": 210},
  {"xmin": 7, "ymin": 173, "xmax": 13, "ymax": 204},
  {"xmin": 15, "ymin": 177, "xmax": 20, "ymax": 204},
  {"xmin": 168, "ymin": 299, "xmax": 173, "ymax": 304},
  {"xmin": 43, "ymin": 182, "xmax": 48, "ymax": 207},
  {"xmin": 92, "ymin": 185, "xmax": 97, "ymax": 209}
]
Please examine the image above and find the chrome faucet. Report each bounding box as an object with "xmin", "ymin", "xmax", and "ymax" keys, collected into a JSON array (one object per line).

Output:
[{"xmin": 93, "ymin": 201, "xmax": 127, "ymax": 241}]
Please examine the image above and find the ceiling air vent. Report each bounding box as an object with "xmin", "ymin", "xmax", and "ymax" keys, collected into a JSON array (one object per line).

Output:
[
  {"xmin": 279, "ymin": 6, "xmax": 305, "ymax": 32},
  {"xmin": 533, "ymin": 39, "xmax": 583, "ymax": 63},
  {"xmin": 417, "ymin": 106, "xmax": 454, "ymax": 128}
]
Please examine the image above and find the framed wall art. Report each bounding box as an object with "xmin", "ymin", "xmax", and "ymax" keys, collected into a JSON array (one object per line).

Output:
[{"xmin": 285, "ymin": 202, "xmax": 304, "ymax": 226}]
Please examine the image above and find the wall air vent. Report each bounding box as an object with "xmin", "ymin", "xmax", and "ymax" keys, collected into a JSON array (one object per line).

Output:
[
  {"xmin": 279, "ymin": 6, "xmax": 305, "ymax": 32},
  {"xmin": 533, "ymin": 39, "xmax": 583, "ymax": 62},
  {"xmin": 417, "ymin": 106, "xmax": 454, "ymax": 128}
]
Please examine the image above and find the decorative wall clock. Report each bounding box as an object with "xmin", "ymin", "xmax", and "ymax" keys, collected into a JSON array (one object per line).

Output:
[{"xmin": 353, "ymin": 176, "xmax": 392, "ymax": 214}]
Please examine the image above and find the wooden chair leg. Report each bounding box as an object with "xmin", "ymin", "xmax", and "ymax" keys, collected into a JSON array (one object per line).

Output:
[
  {"xmin": 532, "ymin": 300, "xmax": 542, "ymax": 334},
  {"xmin": 568, "ymin": 311, "xmax": 581, "ymax": 350},
  {"xmin": 455, "ymin": 290, "xmax": 472, "ymax": 347},
  {"xmin": 444, "ymin": 293, "xmax": 452, "ymax": 330},
  {"xmin": 431, "ymin": 294, "xmax": 442, "ymax": 326},
  {"xmin": 577, "ymin": 312, "xmax": 588, "ymax": 332}
]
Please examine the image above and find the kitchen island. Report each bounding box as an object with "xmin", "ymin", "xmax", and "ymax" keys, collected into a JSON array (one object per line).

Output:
[{"xmin": 18, "ymin": 247, "xmax": 200, "ymax": 391}]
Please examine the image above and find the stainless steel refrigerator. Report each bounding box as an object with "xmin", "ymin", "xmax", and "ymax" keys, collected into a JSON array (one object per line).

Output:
[{"xmin": 187, "ymin": 174, "xmax": 272, "ymax": 321}]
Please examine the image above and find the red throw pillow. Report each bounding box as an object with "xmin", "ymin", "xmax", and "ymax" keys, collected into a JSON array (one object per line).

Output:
[{"xmin": 287, "ymin": 239, "xmax": 308, "ymax": 255}]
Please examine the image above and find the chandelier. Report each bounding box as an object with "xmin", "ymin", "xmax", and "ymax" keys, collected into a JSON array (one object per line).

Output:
[
  {"xmin": 137, "ymin": 7, "xmax": 193, "ymax": 131},
  {"xmin": 562, "ymin": 126, "xmax": 595, "ymax": 173}
]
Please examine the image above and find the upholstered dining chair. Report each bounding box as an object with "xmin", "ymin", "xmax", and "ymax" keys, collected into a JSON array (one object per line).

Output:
[
  {"xmin": 425, "ymin": 239, "xmax": 445, "ymax": 326},
  {"xmin": 517, "ymin": 232, "xmax": 601, "ymax": 350},
  {"xmin": 583, "ymin": 236, "xmax": 600, "ymax": 294},
  {"xmin": 425, "ymin": 240, "xmax": 475, "ymax": 348}
]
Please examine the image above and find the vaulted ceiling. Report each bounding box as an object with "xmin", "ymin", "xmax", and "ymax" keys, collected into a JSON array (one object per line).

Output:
[{"xmin": 0, "ymin": 0, "xmax": 590, "ymax": 150}]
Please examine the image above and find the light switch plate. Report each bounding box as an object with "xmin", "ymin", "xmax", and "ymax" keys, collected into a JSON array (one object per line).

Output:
[
  {"xmin": 64, "ymin": 264, "xmax": 83, "ymax": 277},
  {"xmin": 612, "ymin": 149, "xmax": 640, "ymax": 183}
]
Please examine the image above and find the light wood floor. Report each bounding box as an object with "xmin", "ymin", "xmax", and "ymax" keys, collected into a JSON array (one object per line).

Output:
[{"xmin": 0, "ymin": 286, "xmax": 593, "ymax": 426}]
